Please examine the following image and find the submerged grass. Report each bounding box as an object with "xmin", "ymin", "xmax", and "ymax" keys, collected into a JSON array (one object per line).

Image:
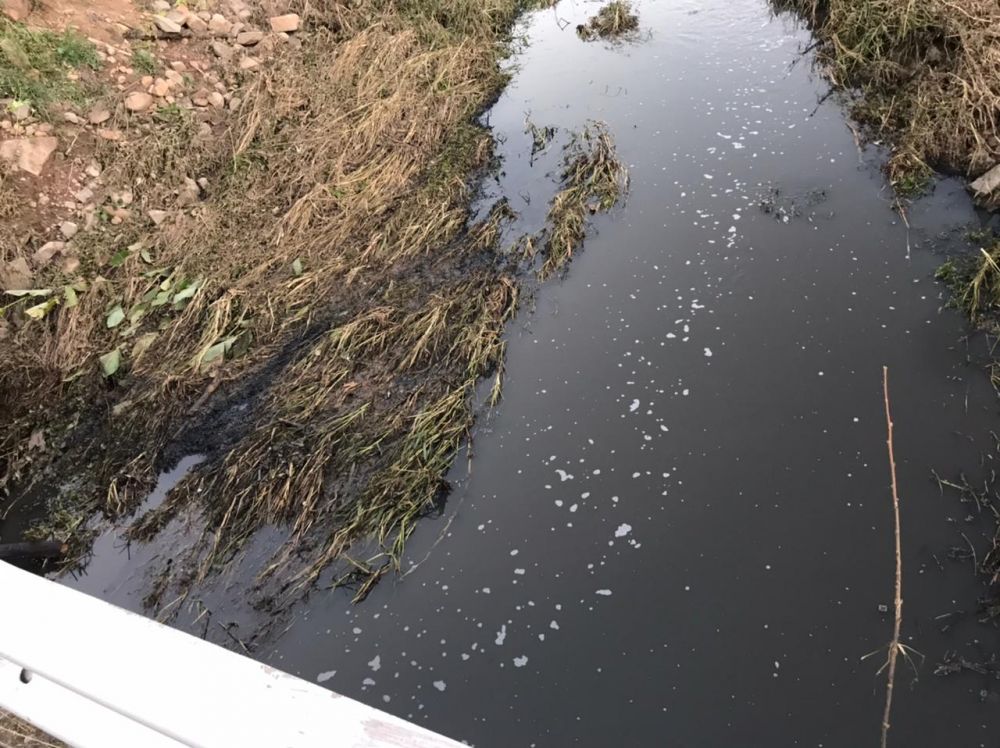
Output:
[
  {"xmin": 541, "ymin": 122, "xmax": 628, "ymax": 277},
  {"xmin": 772, "ymin": 0, "xmax": 1000, "ymax": 196},
  {"xmin": 0, "ymin": 0, "xmax": 626, "ymax": 615},
  {"xmin": 577, "ymin": 0, "xmax": 639, "ymax": 41}
]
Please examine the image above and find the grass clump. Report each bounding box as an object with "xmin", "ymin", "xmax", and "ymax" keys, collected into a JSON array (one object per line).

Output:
[
  {"xmin": 771, "ymin": 0, "xmax": 1000, "ymax": 198},
  {"xmin": 0, "ymin": 17, "xmax": 99, "ymax": 110},
  {"xmin": 541, "ymin": 121, "xmax": 628, "ymax": 277},
  {"xmin": 577, "ymin": 0, "xmax": 639, "ymax": 41},
  {"xmin": 131, "ymin": 46, "xmax": 158, "ymax": 75},
  {"xmin": 936, "ymin": 241, "xmax": 1000, "ymax": 328}
]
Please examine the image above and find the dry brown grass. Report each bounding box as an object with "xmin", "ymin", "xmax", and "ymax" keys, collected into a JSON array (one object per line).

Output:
[
  {"xmin": 577, "ymin": 0, "xmax": 639, "ymax": 41},
  {"xmin": 773, "ymin": 0, "xmax": 1000, "ymax": 195}
]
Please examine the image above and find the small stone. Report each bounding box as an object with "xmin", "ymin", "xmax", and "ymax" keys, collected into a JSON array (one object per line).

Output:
[
  {"xmin": 59, "ymin": 221, "xmax": 79, "ymax": 239},
  {"xmin": 238, "ymin": 56, "xmax": 259, "ymax": 70},
  {"xmin": 164, "ymin": 69, "xmax": 184, "ymax": 85},
  {"xmin": 208, "ymin": 91, "xmax": 225, "ymax": 108},
  {"xmin": 147, "ymin": 209, "xmax": 168, "ymax": 225},
  {"xmin": 33, "ymin": 241, "xmax": 65, "ymax": 266},
  {"xmin": 268, "ymin": 13, "xmax": 300, "ymax": 32},
  {"xmin": 170, "ymin": 60, "xmax": 187, "ymax": 72},
  {"xmin": 62, "ymin": 255, "xmax": 81, "ymax": 274},
  {"xmin": 88, "ymin": 106, "xmax": 112, "ymax": 125},
  {"xmin": 211, "ymin": 41, "xmax": 234, "ymax": 59},
  {"xmin": 151, "ymin": 78, "xmax": 171, "ymax": 97},
  {"xmin": 152, "ymin": 15, "xmax": 183, "ymax": 34},
  {"xmin": 125, "ymin": 91, "xmax": 154, "ymax": 112},
  {"xmin": 191, "ymin": 90, "xmax": 210, "ymax": 107},
  {"xmin": 197, "ymin": 177, "xmax": 209, "ymax": 191},
  {"xmin": 151, "ymin": 0, "xmax": 170, "ymax": 10},
  {"xmin": 228, "ymin": 96, "xmax": 241, "ymax": 110},
  {"xmin": 0, "ymin": 136, "xmax": 59, "ymax": 176},
  {"xmin": 235, "ymin": 30, "xmax": 264, "ymax": 46},
  {"xmin": 98, "ymin": 129, "xmax": 123, "ymax": 141},
  {"xmin": 165, "ymin": 8, "xmax": 189, "ymax": 25},
  {"xmin": 2, "ymin": 0, "xmax": 30, "ymax": 21},
  {"xmin": 112, "ymin": 189, "xmax": 134, "ymax": 207},
  {"xmin": 85, "ymin": 160, "xmax": 102, "ymax": 178},
  {"xmin": 208, "ymin": 13, "xmax": 232, "ymax": 35},
  {"xmin": 0, "ymin": 258, "xmax": 32, "ymax": 290},
  {"xmin": 140, "ymin": 74, "xmax": 154, "ymax": 87},
  {"xmin": 63, "ymin": 111, "xmax": 82, "ymax": 124},
  {"xmin": 74, "ymin": 187, "xmax": 94, "ymax": 203},
  {"xmin": 187, "ymin": 15, "xmax": 208, "ymax": 33}
]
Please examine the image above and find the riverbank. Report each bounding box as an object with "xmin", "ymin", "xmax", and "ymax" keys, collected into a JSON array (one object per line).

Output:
[
  {"xmin": 773, "ymin": 0, "xmax": 1000, "ymax": 198},
  {"xmin": 0, "ymin": 0, "xmax": 624, "ymax": 616}
]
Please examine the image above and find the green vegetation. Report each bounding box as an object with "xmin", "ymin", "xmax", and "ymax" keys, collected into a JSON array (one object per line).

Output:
[
  {"xmin": 131, "ymin": 46, "xmax": 158, "ymax": 75},
  {"xmin": 0, "ymin": 17, "xmax": 99, "ymax": 110},
  {"xmin": 771, "ymin": 0, "xmax": 1000, "ymax": 197},
  {"xmin": 577, "ymin": 0, "xmax": 639, "ymax": 41}
]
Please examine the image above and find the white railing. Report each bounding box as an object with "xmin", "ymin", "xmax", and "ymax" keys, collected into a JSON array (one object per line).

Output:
[{"xmin": 0, "ymin": 561, "xmax": 463, "ymax": 747}]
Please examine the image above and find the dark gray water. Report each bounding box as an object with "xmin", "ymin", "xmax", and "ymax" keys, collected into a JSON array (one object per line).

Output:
[{"xmin": 56, "ymin": 0, "xmax": 1000, "ymax": 745}]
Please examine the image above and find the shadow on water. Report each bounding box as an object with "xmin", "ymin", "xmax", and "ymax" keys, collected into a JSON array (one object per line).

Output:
[{"xmin": 43, "ymin": 0, "xmax": 1000, "ymax": 744}]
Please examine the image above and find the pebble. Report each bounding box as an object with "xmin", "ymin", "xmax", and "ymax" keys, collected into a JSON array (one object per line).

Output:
[
  {"xmin": 268, "ymin": 13, "xmax": 300, "ymax": 33},
  {"xmin": 125, "ymin": 91, "xmax": 154, "ymax": 112},
  {"xmin": 88, "ymin": 107, "xmax": 112, "ymax": 125},
  {"xmin": 236, "ymin": 30, "xmax": 264, "ymax": 46},
  {"xmin": 59, "ymin": 221, "xmax": 79, "ymax": 240},
  {"xmin": 152, "ymin": 15, "xmax": 183, "ymax": 34}
]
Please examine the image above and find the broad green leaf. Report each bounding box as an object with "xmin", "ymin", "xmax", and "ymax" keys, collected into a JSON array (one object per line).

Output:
[
  {"xmin": 128, "ymin": 303, "xmax": 148, "ymax": 323},
  {"xmin": 200, "ymin": 335, "xmax": 237, "ymax": 366},
  {"xmin": 150, "ymin": 289, "xmax": 172, "ymax": 307},
  {"xmin": 140, "ymin": 249, "xmax": 153, "ymax": 264},
  {"xmin": 63, "ymin": 286, "xmax": 78, "ymax": 308},
  {"xmin": 106, "ymin": 304, "xmax": 125, "ymax": 328},
  {"xmin": 172, "ymin": 279, "xmax": 202, "ymax": 304},
  {"xmin": 109, "ymin": 249, "xmax": 129, "ymax": 267},
  {"xmin": 99, "ymin": 348, "xmax": 121, "ymax": 377},
  {"xmin": 25, "ymin": 297, "xmax": 59, "ymax": 319}
]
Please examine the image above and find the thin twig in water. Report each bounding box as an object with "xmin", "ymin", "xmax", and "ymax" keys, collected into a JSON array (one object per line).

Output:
[{"xmin": 880, "ymin": 365, "xmax": 904, "ymax": 748}]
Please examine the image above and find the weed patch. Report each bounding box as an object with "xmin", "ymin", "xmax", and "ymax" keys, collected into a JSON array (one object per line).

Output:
[{"xmin": 577, "ymin": 0, "xmax": 639, "ymax": 41}]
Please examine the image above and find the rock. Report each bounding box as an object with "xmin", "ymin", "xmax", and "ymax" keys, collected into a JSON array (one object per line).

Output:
[
  {"xmin": 970, "ymin": 163, "xmax": 1000, "ymax": 202},
  {"xmin": 151, "ymin": 0, "xmax": 170, "ymax": 10},
  {"xmin": 268, "ymin": 13, "xmax": 300, "ymax": 32},
  {"xmin": 63, "ymin": 111, "xmax": 82, "ymax": 124},
  {"xmin": 151, "ymin": 78, "xmax": 171, "ymax": 97},
  {"xmin": 178, "ymin": 176, "xmax": 200, "ymax": 205},
  {"xmin": 74, "ymin": 187, "xmax": 94, "ymax": 203},
  {"xmin": 164, "ymin": 69, "xmax": 184, "ymax": 85},
  {"xmin": 170, "ymin": 60, "xmax": 187, "ymax": 72},
  {"xmin": 236, "ymin": 30, "xmax": 264, "ymax": 46},
  {"xmin": 113, "ymin": 189, "xmax": 134, "ymax": 207},
  {"xmin": 59, "ymin": 221, "xmax": 79, "ymax": 239},
  {"xmin": 152, "ymin": 15, "xmax": 183, "ymax": 34},
  {"xmin": 165, "ymin": 8, "xmax": 189, "ymax": 25},
  {"xmin": 197, "ymin": 177, "xmax": 209, "ymax": 192},
  {"xmin": 1, "ymin": 0, "xmax": 30, "ymax": 21},
  {"xmin": 191, "ymin": 90, "xmax": 210, "ymax": 107},
  {"xmin": 187, "ymin": 15, "xmax": 208, "ymax": 33},
  {"xmin": 208, "ymin": 91, "xmax": 225, "ymax": 108},
  {"xmin": 0, "ymin": 136, "xmax": 59, "ymax": 176},
  {"xmin": 11, "ymin": 103, "xmax": 31, "ymax": 122},
  {"xmin": 32, "ymin": 241, "xmax": 65, "ymax": 266},
  {"xmin": 62, "ymin": 255, "xmax": 80, "ymax": 274},
  {"xmin": 125, "ymin": 91, "xmax": 154, "ymax": 112},
  {"xmin": 211, "ymin": 41, "xmax": 234, "ymax": 59},
  {"xmin": 0, "ymin": 258, "xmax": 32, "ymax": 290},
  {"xmin": 147, "ymin": 209, "xmax": 169, "ymax": 225},
  {"xmin": 140, "ymin": 74, "xmax": 154, "ymax": 87},
  {"xmin": 85, "ymin": 160, "xmax": 101, "ymax": 178},
  {"xmin": 88, "ymin": 106, "xmax": 112, "ymax": 125},
  {"xmin": 208, "ymin": 13, "xmax": 232, "ymax": 35},
  {"xmin": 238, "ymin": 56, "xmax": 260, "ymax": 70},
  {"xmin": 97, "ymin": 129, "xmax": 123, "ymax": 141}
]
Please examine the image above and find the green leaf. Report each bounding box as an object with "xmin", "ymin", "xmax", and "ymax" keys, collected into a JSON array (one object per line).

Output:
[
  {"xmin": 292, "ymin": 258, "xmax": 303, "ymax": 276},
  {"xmin": 25, "ymin": 297, "xmax": 59, "ymax": 319},
  {"xmin": 200, "ymin": 335, "xmax": 237, "ymax": 366},
  {"xmin": 172, "ymin": 278, "xmax": 202, "ymax": 304},
  {"xmin": 140, "ymin": 249, "xmax": 153, "ymax": 264},
  {"xmin": 128, "ymin": 303, "xmax": 148, "ymax": 323},
  {"xmin": 5, "ymin": 288, "xmax": 52, "ymax": 297},
  {"xmin": 106, "ymin": 304, "xmax": 125, "ymax": 328},
  {"xmin": 99, "ymin": 348, "xmax": 121, "ymax": 377},
  {"xmin": 63, "ymin": 286, "xmax": 78, "ymax": 308},
  {"xmin": 109, "ymin": 249, "xmax": 129, "ymax": 267},
  {"xmin": 150, "ymin": 289, "xmax": 172, "ymax": 307}
]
